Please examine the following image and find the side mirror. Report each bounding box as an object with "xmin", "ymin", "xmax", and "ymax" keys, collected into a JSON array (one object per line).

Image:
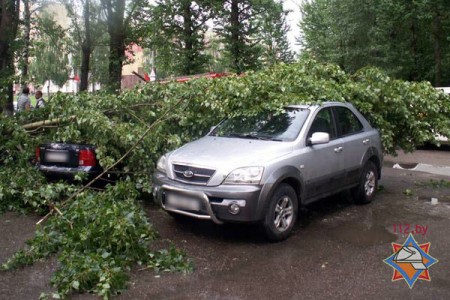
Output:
[{"xmin": 309, "ymin": 132, "xmax": 330, "ymax": 145}]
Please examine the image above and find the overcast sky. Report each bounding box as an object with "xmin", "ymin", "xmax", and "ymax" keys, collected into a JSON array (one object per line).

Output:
[{"xmin": 283, "ymin": 0, "xmax": 303, "ymax": 53}]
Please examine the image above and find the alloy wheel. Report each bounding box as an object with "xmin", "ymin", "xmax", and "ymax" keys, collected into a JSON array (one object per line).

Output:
[
  {"xmin": 364, "ymin": 170, "xmax": 376, "ymax": 196},
  {"xmin": 273, "ymin": 196, "xmax": 294, "ymax": 232}
]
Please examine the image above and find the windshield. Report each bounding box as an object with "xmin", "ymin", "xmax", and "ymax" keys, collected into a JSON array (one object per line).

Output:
[{"xmin": 210, "ymin": 108, "xmax": 310, "ymax": 142}]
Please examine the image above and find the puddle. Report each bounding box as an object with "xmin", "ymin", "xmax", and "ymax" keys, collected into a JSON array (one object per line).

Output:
[
  {"xmin": 418, "ymin": 196, "xmax": 450, "ymax": 203},
  {"xmin": 328, "ymin": 224, "xmax": 396, "ymax": 247},
  {"xmin": 392, "ymin": 162, "xmax": 450, "ymax": 176}
]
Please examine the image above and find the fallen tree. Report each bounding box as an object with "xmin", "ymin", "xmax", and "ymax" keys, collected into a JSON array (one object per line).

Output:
[{"xmin": 1, "ymin": 58, "xmax": 449, "ymax": 298}]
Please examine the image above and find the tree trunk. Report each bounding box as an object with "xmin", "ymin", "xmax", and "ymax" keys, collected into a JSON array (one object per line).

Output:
[
  {"xmin": 22, "ymin": 0, "xmax": 31, "ymax": 79},
  {"xmin": 230, "ymin": 0, "xmax": 241, "ymax": 73},
  {"xmin": 80, "ymin": 46, "xmax": 91, "ymax": 91},
  {"xmin": 182, "ymin": 1, "xmax": 194, "ymax": 75},
  {"xmin": 108, "ymin": 33, "xmax": 124, "ymax": 92},
  {"xmin": 80, "ymin": 0, "xmax": 92, "ymax": 92},
  {"xmin": 408, "ymin": 8, "xmax": 419, "ymax": 81},
  {"xmin": 103, "ymin": 0, "xmax": 126, "ymax": 93},
  {"xmin": 432, "ymin": 10, "xmax": 443, "ymax": 87},
  {"xmin": 0, "ymin": 0, "xmax": 20, "ymax": 115}
]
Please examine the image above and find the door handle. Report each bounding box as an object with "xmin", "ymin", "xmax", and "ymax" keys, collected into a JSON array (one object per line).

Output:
[
  {"xmin": 363, "ymin": 139, "xmax": 370, "ymax": 145},
  {"xmin": 334, "ymin": 147, "xmax": 343, "ymax": 153}
]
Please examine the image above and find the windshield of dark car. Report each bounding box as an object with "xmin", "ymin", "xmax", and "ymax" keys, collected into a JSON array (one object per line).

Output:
[{"xmin": 210, "ymin": 108, "xmax": 310, "ymax": 142}]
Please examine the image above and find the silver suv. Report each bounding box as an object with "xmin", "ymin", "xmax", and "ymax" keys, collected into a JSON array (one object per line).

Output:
[{"xmin": 153, "ymin": 102, "xmax": 383, "ymax": 241}]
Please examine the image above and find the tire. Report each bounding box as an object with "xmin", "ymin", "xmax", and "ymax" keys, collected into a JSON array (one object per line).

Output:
[
  {"xmin": 352, "ymin": 161, "xmax": 378, "ymax": 204},
  {"xmin": 263, "ymin": 184, "xmax": 298, "ymax": 242}
]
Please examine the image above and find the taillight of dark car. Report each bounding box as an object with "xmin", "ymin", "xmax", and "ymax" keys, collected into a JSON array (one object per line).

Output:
[
  {"xmin": 79, "ymin": 149, "xmax": 96, "ymax": 166},
  {"xmin": 36, "ymin": 146, "xmax": 41, "ymax": 162}
]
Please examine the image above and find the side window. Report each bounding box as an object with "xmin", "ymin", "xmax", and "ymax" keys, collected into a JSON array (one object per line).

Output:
[
  {"xmin": 335, "ymin": 107, "xmax": 363, "ymax": 137},
  {"xmin": 307, "ymin": 108, "xmax": 336, "ymax": 139}
]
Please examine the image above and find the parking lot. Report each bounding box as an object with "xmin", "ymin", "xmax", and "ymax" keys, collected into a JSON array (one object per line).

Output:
[{"xmin": 1, "ymin": 150, "xmax": 449, "ymax": 299}]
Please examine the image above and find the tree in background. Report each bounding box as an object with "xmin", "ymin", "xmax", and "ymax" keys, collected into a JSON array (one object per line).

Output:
[
  {"xmin": 90, "ymin": 44, "xmax": 109, "ymax": 88},
  {"xmin": 20, "ymin": 0, "xmax": 32, "ymax": 80},
  {"xmin": 65, "ymin": 0, "xmax": 106, "ymax": 91},
  {"xmin": 418, "ymin": 0, "xmax": 450, "ymax": 86},
  {"xmin": 30, "ymin": 12, "xmax": 70, "ymax": 95},
  {"xmin": 100, "ymin": 0, "xmax": 126, "ymax": 92},
  {"xmin": 253, "ymin": 0, "xmax": 293, "ymax": 66},
  {"xmin": 100, "ymin": 0, "xmax": 146, "ymax": 92},
  {"xmin": 299, "ymin": 0, "xmax": 450, "ymax": 86},
  {"xmin": 213, "ymin": 0, "xmax": 262, "ymax": 73},
  {"xmin": 214, "ymin": 0, "xmax": 291, "ymax": 73},
  {"xmin": 0, "ymin": 0, "xmax": 20, "ymax": 114},
  {"xmin": 299, "ymin": 0, "xmax": 378, "ymax": 73},
  {"xmin": 145, "ymin": 0, "xmax": 213, "ymax": 78},
  {"xmin": 205, "ymin": 34, "xmax": 229, "ymax": 73}
]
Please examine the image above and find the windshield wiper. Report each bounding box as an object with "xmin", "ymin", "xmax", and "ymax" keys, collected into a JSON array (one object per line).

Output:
[
  {"xmin": 257, "ymin": 136, "xmax": 283, "ymax": 141},
  {"xmin": 226, "ymin": 133, "xmax": 260, "ymax": 139},
  {"xmin": 226, "ymin": 133, "xmax": 283, "ymax": 141}
]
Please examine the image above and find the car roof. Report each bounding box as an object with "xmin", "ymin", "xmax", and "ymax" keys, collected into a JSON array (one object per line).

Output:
[{"xmin": 286, "ymin": 101, "xmax": 351, "ymax": 110}]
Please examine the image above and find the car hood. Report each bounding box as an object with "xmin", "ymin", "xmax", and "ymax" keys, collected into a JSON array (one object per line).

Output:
[{"xmin": 167, "ymin": 136, "xmax": 292, "ymax": 182}]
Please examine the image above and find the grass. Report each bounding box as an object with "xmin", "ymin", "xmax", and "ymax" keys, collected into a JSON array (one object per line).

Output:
[{"xmin": 415, "ymin": 179, "xmax": 450, "ymax": 188}]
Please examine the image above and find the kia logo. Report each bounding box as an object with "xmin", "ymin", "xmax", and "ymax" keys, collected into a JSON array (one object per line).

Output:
[{"xmin": 183, "ymin": 170, "xmax": 194, "ymax": 178}]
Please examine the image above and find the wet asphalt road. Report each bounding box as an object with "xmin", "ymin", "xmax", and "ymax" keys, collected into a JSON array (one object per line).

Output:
[
  {"xmin": 1, "ymin": 151, "xmax": 450, "ymax": 300},
  {"xmin": 118, "ymin": 167, "xmax": 450, "ymax": 300}
]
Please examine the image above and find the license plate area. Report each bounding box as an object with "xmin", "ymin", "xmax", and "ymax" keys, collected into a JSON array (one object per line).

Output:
[
  {"xmin": 45, "ymin": 151, "xmax": 70, "ymax": 163},
  {"xmin": 166, "ymin": 192, "xmax": 201, "ymax": 211}
]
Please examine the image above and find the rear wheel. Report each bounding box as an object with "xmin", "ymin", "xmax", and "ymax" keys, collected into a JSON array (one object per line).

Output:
[
  {"xmin": 263, "ymin": 184, "xmax": 298, "ymax": 242},
  {"xmin": 352, "ymin": 161, "xmax": 378, "ymax": 204}
]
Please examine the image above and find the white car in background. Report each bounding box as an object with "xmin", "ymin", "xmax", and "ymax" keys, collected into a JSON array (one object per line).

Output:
[{"xmin": 435, "ymin": 87, "xmax": 450, "ymax": 145}]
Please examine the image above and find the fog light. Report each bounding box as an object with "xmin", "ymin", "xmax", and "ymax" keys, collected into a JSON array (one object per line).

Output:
[
  {"xmin": 152, "ymin": 186, "xmax": 159, "ymax": 198},
  {"xmin": 228, "ymin": 202, "xmax": 240, "ymax": 215}
]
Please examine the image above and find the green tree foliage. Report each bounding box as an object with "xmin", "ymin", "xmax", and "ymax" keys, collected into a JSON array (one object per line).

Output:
[
  {"xmin": 100, "ymin": 0, "xmax": 149, "ymax": 92},
  {"xmin": 1, "ymin": 58, "xmax": 449, "ymax": 297},
  {"xmin": 65, "ymin": 0, "xmax": 107, "ymax": 91},
  {"xmin": 90, "ymin": 45, "xmax": 110, "ymax": 87},
  {"xmin": 253, "ymin": 0, "xmax": 294, "ymax": 66},
  {"xmin": 299, "ymin": 0, "xmax": 450, "ymax": 86},
  {"xmin": 0, "ymin": 0, "xmax": 21, "ymax": 115},
  {"xmin": 205, "ymin": 34, "xmax": 229, "ymax": 72},
  {"xmin": 144, "ymin": 0, "xmax": 213, "ymax": 78},
  {"xmin": 29, "ymin": 12, "xmax": 70, "ymax": 94},
  {"xmin": 213, "ymin": 0, "xmax": 264, "ymax": 73},
  {"xmin": 100, "ymin": 0, "xmax": 126, "ymax": 92},
  {"xmin": 213, "ymin": 0, "xmax": 292, "ymax": 73}
]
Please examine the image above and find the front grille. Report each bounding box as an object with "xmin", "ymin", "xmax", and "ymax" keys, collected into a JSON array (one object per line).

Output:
[{"xmin": 173, "ymin": 164, "xmax": 215, "ymax": 185}]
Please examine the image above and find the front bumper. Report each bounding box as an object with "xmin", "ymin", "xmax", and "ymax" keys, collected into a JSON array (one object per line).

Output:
[{"xmin": 153, "ymin": 172, "xmax": 263, "ymax": 223}]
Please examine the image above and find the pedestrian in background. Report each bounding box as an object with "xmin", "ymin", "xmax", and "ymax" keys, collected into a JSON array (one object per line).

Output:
[
  {"xmin": 35, "ymin": 91, "xmax": 46, "ymax": 109},
  {"xmin": 17, "ymin": 87, "xmax": 31, "ymax": 112}
]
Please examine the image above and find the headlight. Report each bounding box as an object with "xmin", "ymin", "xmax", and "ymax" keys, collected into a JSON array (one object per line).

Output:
[
  {"xmin": 224, "ymin": 167, "xmax": 264, "ymax": 185},
  {"xmin": 156, "ymin": 155, "xmax": 167, "ymax": 173}
]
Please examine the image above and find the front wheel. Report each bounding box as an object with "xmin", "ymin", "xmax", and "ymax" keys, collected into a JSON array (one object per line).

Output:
[
  {"xmin": 263, "ymin": 184, "xmax": 298, "ymax": 242},
  {"xmin": 352, "ymin": 161, "xmax": 378, "ymax": 204}
]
